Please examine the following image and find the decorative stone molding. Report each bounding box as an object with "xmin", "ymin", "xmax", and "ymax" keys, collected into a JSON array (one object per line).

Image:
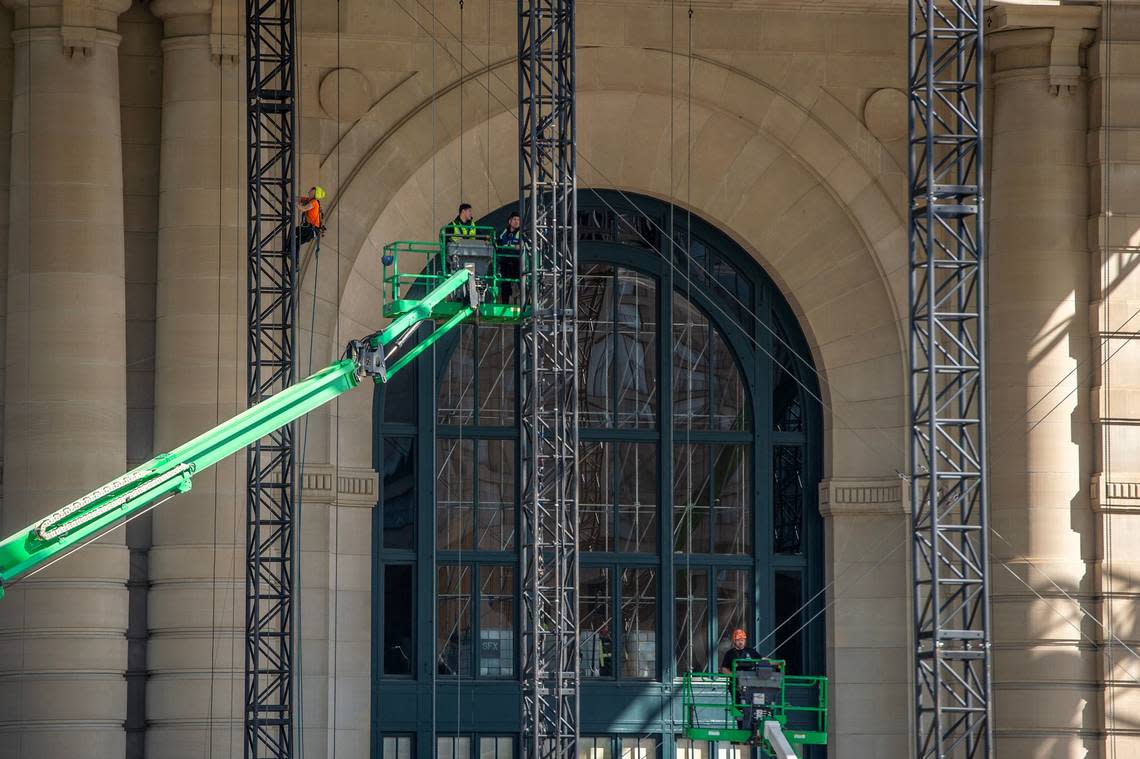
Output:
[
  {"xmin": 1091, "ymin": 473, "xmax": 1140, "ymax": 513},
  {"xmin": 819, "ymin": 476, "xmax": 907, "ymax": 518},
  {"xmin": 986, "ymin": 4, "xmax": 1099, "ymax": 96},
  {"xmin": 300, "ymin": 464, "xmax": 379, "ymax": 509}
]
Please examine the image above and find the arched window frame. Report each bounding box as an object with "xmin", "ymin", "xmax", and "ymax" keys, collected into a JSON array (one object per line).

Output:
[{"xmin": 372, "ymin": 191, "xmax": 824, "ymax": 751}]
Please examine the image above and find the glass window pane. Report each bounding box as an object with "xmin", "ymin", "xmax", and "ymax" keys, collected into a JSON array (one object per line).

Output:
[
  {"xmin": 477, "ymin": 439, "xmax": 515, "ymax": 550},
  {"xmin": 615, "ymin": 269, "xmax": 657, "ymax": 428},
  {"xmin": 436, "ymin": 566, "xmax": 472, "ymax": 676},
  {"xmin": 673, "ymin": 444, "xmax": 710, "ymax": 553},
  {"xmin": 715, "ymin": 569, "xmax": 750, "ymax": 666},
  {"xmin": 675, "ymin": 569, "xmax": 708, "ymax": 674},
  {"xmin": 480, "ymin": 737, "xmax": 513, "ymax": 759},
  {"xmin": 478, "ymin": 325, "xmax": 515, "ymax": 425},
  {"xmin": 438, "ymin": 737, "xmax": 472, "ymax": 759},
  {"xmin": 439, "ymin": 325, "xmax": 476, "ymax": 425},
  {"xmin": 580, "ymin": 567, "xmax": 613, "ymax": 677},
  {"xmin": 382, "ymin": 735, "xmax": 413, "ymax": 759},
  {"xmin": 621, "ymin": 568, "xmax": 657, "ymax": 678},
  {"xmin": 671, "ymin": 292, "xmax": 710, "ymax": 430},
  {"xmin": 619, "ymin": 737, "xmax": 657, "ymax": 759},
  {"xmin": 772, "ymin": 317, "xmax": 803, "ymax": 433},
  {"xmin": 580, "ymin": 441, "xmax": 613, "ymax": 552},
  {"xmin": 578, "ymin": 265, "xmax": 614, "ymax": 427},
  {"xmin": 773, "ymin": 571, "xmax": 804, "ymax": 673},
  {"xmin": 479, "ymin": 566, "xmax": 515, "ymax": 677},
  {"xmin": 437, "ymin": 439, "xmax": 474, "ymax": 550},
  {"xmin": 710, "ymin": 328, "xmax": 747, "ymax": 431},
  {"xmin": 381, "ymin": 437, "xmax": 415, "ymax": 550},
  {"xmin": 382, "ymin": 564, "xmax": 414, "ymax": 676},
  {"xmin": 617, "ymin": 443, "xmax": 657, "ymax": 554},
  {"xmin": 578, "ymin": 737, "xmax": 612, "ymax": 759},
  {"xmin": 711, "ymin": 251, "xmax": 752, "ymax": 329},
  {"xmin": 714, "ymin": 744, "xmax": 745, "ymax": 759},
  {"xmin": 711, "ymin": 445, "xmax": 750, "ymax": 555},
  {"xmin": 675, "ymin": 738, "xmax": 708, "ymax": 759},
  {"xmin": 773, "ymin": 446, "xmax": 803, "ymax": 554},
  {"xmin": 383, "ymin": 352, "xmax": 417, "ymax": 425}
]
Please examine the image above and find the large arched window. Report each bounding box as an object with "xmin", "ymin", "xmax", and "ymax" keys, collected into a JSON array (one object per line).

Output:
[{"xmin": 373, "ymin": 191, "xmax": 823, "ymax": 753}]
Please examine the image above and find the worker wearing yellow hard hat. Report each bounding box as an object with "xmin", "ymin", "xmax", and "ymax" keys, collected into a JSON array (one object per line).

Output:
[{"xmin": 292, "ymin": 185, "xmax": 327, "ymax": 251}]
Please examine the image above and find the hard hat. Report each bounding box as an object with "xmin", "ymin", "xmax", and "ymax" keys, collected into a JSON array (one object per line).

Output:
[
  {"xmin": 313, "ymin": 186, "xmax": 327, "ymax": 200},
  {"xmin": 732, "ymin": 628, "xmax": 747, "ymax": 642}
]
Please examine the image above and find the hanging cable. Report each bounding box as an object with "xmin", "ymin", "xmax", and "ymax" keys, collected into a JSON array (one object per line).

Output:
[{"xmin": 393, "ymin": 0, "xmax": 1140, "ymax": 727}]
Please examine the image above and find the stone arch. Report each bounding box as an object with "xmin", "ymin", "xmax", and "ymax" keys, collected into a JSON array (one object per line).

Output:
[{"xmin": 301, "ymin": 46, "xmax": 908, "ymax": 481}]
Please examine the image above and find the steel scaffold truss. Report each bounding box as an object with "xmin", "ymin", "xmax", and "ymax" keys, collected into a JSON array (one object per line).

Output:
[
  {"xmin": 245, "ymin": 0, "xmax": 298, "ymax": 752},
  {"xmin": 908, "ymin": 0, "xmax": 993, "ymax": 756},
  {"xmin": 518, "ymin": 0, "xmax": 579, "ymax": 751}
]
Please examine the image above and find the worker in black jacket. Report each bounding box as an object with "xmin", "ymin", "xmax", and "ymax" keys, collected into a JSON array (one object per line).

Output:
[
  {"xmin": 496, "ymin": 211, "xmax": 522, "ymax": 303},
  {"xmin": 720, "ymin": 628, "xmax": 762, "ymax": 673}
]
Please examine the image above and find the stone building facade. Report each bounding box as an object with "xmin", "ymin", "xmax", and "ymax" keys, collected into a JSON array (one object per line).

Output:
[{"xmin": 0, "ymin": 0, "xmax": 1134, "ymax": 757}]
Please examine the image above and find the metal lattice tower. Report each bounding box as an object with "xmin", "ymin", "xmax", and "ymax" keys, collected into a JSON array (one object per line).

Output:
[
  {"xmin": 908, "ymin": 0, "xmax": 993, "ymax": 755},
  {"xmin": 518, "ymin": 0, "xmax": 579, "ymax": 751},
  {"xmin": 245, "ymin": 0, "xmax": 298, "ymax": 752}
]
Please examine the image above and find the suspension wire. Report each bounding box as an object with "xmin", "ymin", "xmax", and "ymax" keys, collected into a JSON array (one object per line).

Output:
[
  {"xmin": 394, "ymin": 0, "xmax": 1140, "ymax": 723},
  {"xmin": 430, "ymin": 0, "xmax": 439, "ymax": 750},
  {"xmin": 207, "ymin": 0, "xmax": 229, "ymax": 749},
  {"xmin": 331, "ymin": 4, "xmax": 344, "ymax": 753},
  {"xmin": 1101, "ymin": 1, "xmax": 1117, "ymax": 751}
]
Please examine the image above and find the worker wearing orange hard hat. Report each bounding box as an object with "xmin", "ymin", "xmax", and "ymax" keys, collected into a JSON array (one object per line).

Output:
[{"xmin": 719, "ymin": 627, "xmax": 761, "ymax": 674}]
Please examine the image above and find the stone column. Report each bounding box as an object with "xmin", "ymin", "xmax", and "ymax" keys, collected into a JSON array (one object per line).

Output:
[
  {"xmin": 144, "ymin": 1, "xmax": 243, "ymax": 756},
  {"xmin": 986, "ymin": 6, "xmax": 1099, "ymax": 758},
  {"xmin": 0, "ymin": 0, "xmax": 131, "ymax": 755},
  {"xmin": 1087, "ymin": 6, "xmax": 1140, "ymax": 755},
  {"xmin": 820, "ymin": 477, "xmax": 909, "ymax": 758}
]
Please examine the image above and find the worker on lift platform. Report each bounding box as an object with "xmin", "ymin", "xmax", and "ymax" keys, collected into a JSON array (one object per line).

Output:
[
  {"xmin": 293, "ymin": 185, "xmax": 326, "ymax": 251},
  {"xmin": 442, "ymin": 202, "xmax": 478, "ymax": 240},
  {"xmin": 497, "ymin": 210, "xmax": 522, "ymax": 303},
  {"xmin": 721, "ymin": 628, "xmax": 762, "ymax": 673}
]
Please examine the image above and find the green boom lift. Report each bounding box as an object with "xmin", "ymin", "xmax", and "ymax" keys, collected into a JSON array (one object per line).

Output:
[
  {"xmin": 681, "ymin": 658, "xmax": 828, "ymax": 758},
  {"xmin": 0, "ymin": 231, "xmax": 521, "ymax": 599}
]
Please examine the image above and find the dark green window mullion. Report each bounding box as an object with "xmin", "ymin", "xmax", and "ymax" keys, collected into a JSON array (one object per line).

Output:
[
  {"xmin": 610, "ymin": 563, "xmax": 623, "ymax": 680},
  {"xmin": 755, "ymin": 300, "xmax": 773, "ymax": 653},
  {"xmin": 416, "ymin": 339, "xmax": 437, "ymax": 683},
  {"xmin": 659, "ymin": 252, "xmax": 674, "ymax": 683},
  {"xmin": 803, "ymin": 395, "xmax": 825, "ymax": 676}
]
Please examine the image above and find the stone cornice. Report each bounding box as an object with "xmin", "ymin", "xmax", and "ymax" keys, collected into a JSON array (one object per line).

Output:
[
  {"xmin": 986, "ymin": 3, "xmax": 1100, "ymax": 95},
  {"xmin": 1091, "ymin": 473, "xmax": 1140, "ymax": 513},
  {"xmin": 819, "ymin": 476, "xmax": 907, "ymax": 518},
  {"xmin": 300, "ymin": 464, "xmax": 379, "ymax": 509}
]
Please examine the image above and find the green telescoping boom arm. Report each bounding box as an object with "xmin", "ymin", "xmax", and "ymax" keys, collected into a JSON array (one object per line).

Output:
[{"xmin": 0, "ymin": 268, "xmax": 479, "ymax": 599}]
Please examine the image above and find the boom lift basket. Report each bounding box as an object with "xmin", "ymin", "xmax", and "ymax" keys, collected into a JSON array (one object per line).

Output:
[
  {"xmin": 681, "ymin": 659, "xmax": 828, "ymax": 758},
  {"xmin": 381, "ymin": 226, "xmax": 525, "ymax": 324}
]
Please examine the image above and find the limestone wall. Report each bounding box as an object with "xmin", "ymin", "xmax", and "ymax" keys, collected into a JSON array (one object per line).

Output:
[{"xmin": 0, "ymin": 0, "xmax": 1136, "ymax": 757}]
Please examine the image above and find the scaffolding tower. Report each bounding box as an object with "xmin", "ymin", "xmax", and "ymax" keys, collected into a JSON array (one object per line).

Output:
[
  {"xmin": 907, "ymin": 0, "xmax": 993, "ymax": 755},
  {"xmin": 245, "ymin": 0, "xmax": 299, "ymax": 751},
  {"xmin": 517, "ymin": 0, "xmax": 580, "ymax": 751}
]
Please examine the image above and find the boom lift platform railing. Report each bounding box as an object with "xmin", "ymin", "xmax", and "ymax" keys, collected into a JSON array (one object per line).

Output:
[
  {"xmin": 682, "ymin": 658, "xmax": 828, "ymax": 759},
  {"xmin": 0, "ymin": 240, "xmax": 523, "ymax": 597}
]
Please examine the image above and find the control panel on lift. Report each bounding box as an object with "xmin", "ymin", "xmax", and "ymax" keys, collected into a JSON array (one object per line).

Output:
[
  {"xmin": 682, "ymin": 658, "xmax": 828, "ymax": 758},
  {"xmin": 381, "ymin": 225, "xmax": 526, "ymax": 325}
]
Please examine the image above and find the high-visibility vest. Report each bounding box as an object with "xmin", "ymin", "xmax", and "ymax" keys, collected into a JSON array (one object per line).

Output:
[
  {"xmin": 303, "ymin": 198, "xmax": 321, "ymax": 228},
  {"xmin": 445, "ymin": 218, "xmax": 476, "ymax": 239}
]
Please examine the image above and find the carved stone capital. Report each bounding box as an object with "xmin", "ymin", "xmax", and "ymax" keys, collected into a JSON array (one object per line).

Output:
[
  {"xmin": 986, "ymin": 4, "xmax": 1100, "ymax": 96},
  {"xmin": 819, "ymin": 476, "xmax": 907, "ymax": 518},
  {"xmin": 151, "ymin": 0, "xmax": 240, "ymax": 64},
  {"xmin": 4, "ymin": 0, "xmax": 130, "ymax": 55},
  {"xmin": 300, "ymin": 464, "xmax": 379, "ymax": 509}
]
